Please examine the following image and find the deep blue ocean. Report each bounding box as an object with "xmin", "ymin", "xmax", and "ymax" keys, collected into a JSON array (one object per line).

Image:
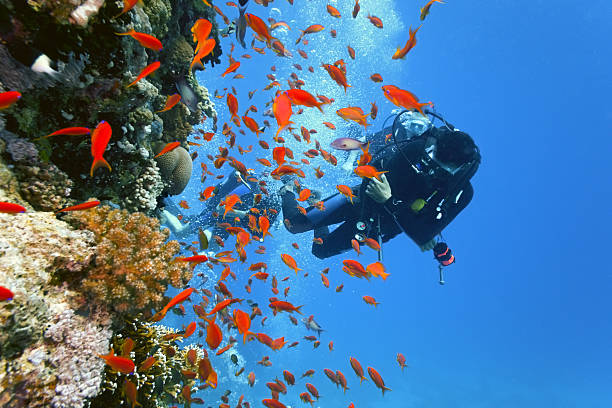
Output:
[{"xmin": 163, "ymin": 1, "xmax": 612, "ymax": 406}]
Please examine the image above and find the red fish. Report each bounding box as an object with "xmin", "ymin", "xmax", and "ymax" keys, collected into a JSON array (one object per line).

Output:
[
  {"xmin": 0, "ymin": 91, "xmax": 21, "ymax": 110},
  {"xmin": 98, "ymin": 349, "xmax": 135, "ymax": 374},
  {"xmin": 191, "ymin": 38, "xmax": 216, "ymax": 70},
  {"xmin": 56, "ymin": 200, "xmax": 100, "ymax": 214},
  {"xmin": 0, "ymin": 286, "xmax": 14, "ymax": 301},
  {"xmin": 156, "ymin": 93, "xmax": 181, "ymax": 113},
  {"xmin": 39, "ymin": 126, "xmax": 90, "ymax": 139},
  {"xmin": 321, "ymin": 63, "xmax": 351, "ymax": 93},
  {"xmin": 154, "ymin": 141, "xmax": 181, "ymax": 158},
  {"xmin": 90, "ymin": 121, "xmax": 112, "ymax": 177},
  {"xmin": 113, "ymin": 0, "xmax": 139, "ymax": 18},
  {"xmin": 347, "ymin": 45, "xmax": 356, "ymax": 60},
  {"xmin": 363, "ymin": 295, "xmax": 380, "ymax": 307},
  {"xmin": 296, "ymin": 24, "xmax": 325, "ymax": 44},
  {"xmin": 246, "ymin": 13, "xmax": 276, "ymax": 46},
  {"xmin": 115, "ymin": 30, "xmax": 163, "ymax": 51},
  {"xmin": 349, "ymin": 357, "xmax": 367, "ymax": 383},
  {"xmin": 352, "ymin": 0, "xmax": 360, "ymax": 18},
  {"xmin": 336, "ymin": 185, "xmax": 355, "ymax": 204},
  {"xmin": 127, "ymin": 61, "xmax": 160, "ymax": 88},
  {"xmin": 0, "ymin": 202, "xmax": 26, "ymax": 213},
  {"xmin": 336, "ymin": 106, "xmax": 370, "ymax": 129}
]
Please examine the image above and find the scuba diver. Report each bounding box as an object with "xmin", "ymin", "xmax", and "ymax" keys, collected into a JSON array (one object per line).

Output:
[
  {"xmin": 280, "ymin": 109, "xmax": 481, "ymax": 269},
  {"xmin": 158, "ymin": 170, "xmax": 283, "ymax": 249}
]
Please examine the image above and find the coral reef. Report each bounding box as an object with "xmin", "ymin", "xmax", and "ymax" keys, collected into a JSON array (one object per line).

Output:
[
  {"xmin": 0, "ymin": 210, "xmax": 105, "ymax": 408},
  {"xmin": 0, "ymin": 0, "xmax": 218, "ymax": 213},
  {"xmin": 0, "ymin": 130, "xmax": 74, "ymax": 212},
  {"xmin": 155, "ymin": 145, "xmax": 193, "ymax": 196},
  {"xmin": 91, "ymin": 319, "xmax": 205, "ymax": 408},
  {"xmin": 63, "ymin": 205, "xmax": 193, "ymax": 316}
]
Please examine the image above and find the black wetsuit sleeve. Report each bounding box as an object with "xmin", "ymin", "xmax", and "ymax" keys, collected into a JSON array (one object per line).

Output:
[{"xmin": 382, "ymin": 182, "xmax": 474, "ymax": 246}]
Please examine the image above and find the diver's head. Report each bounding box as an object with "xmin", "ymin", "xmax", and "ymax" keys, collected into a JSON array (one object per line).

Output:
[{"xmin": 433, "ymin": 128, "xmax": 477, "ymax": 172}]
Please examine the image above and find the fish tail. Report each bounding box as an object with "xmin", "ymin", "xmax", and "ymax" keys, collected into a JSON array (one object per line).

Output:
[
  {"xmin": 295, "ymin": 305, "xmax": 303, "ymax": 314},
  {"xmin": 90, "ymin": 157, "xmax": 112, "ymax": 177},
  {"xmin": 114, "ymin": 29, "xmax": 135, "ymax": 36},
  {"xmin": 382, "ymin": 385, "xmax": 392, "ymax": 396}
]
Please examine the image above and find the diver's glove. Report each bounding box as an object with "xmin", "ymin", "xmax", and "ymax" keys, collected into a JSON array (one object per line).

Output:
[{"xmin": 365, "ymin": 174, "xmax": 392, "ymax": 204}]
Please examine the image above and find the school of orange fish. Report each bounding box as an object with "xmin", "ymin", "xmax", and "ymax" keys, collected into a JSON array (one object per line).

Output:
[{"xmin": 0, "ymin": 0, "xmax": 446, "ymax": 407}]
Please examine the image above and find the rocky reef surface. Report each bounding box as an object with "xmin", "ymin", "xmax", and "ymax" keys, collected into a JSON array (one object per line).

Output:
[{"xmin": 0, "ymin": 0, "xmax": 222, "ymax": 406}]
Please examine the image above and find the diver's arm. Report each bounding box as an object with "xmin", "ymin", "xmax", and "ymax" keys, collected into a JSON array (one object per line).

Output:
[{"xmin": 383, "ymin": 183, "xmax": 474, "ymax": 247}]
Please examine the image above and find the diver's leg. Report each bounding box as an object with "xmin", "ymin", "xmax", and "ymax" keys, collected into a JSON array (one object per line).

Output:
[
  {"xmin": 281, "ymin": 192, "xmax": 354, "ymax": 234},
  {"xmin": 312, "ymin": 221, "xmax": 357, "ymax": 259}
]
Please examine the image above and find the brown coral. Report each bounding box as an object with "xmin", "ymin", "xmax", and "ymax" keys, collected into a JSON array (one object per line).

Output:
[{"xmin": 66, "ymin": 205, "xmax": 192, "ymax": 316}]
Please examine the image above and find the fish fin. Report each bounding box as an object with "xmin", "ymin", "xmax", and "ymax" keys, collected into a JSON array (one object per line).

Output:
[{"xmin": 90, "ymin": 157, "xmax": 112, "ymax": 177}]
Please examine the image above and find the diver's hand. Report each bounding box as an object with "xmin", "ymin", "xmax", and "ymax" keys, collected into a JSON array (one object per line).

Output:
[
  {"xmin": 365, "ymin": 174, "xmax": 392, "ymax": 204},
  {"xmin": 419, "ymin": 238, "xmax": 436, "ymax": 252}
]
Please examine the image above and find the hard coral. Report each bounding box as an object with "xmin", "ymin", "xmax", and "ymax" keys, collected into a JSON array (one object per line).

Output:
[
  {"xmin": 155, "ymin": 146, "xmax": 193, "ymax": 196},
  {"xmin": 91, "ymin": 319, "xmax": 203, "ymax": 408},
  {"xmin": 66, "ymin": 205, "xmax": 192, "ymax": 316}
]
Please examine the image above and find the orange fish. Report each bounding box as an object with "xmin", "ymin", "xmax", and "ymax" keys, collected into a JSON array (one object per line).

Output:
[
  {"xmin": 367, "ymin": 14, "xmax": 383, "ymax": 28},
  {"xmin": 335, "ymin": 284, "xmax": 343, "ymax": 292},
  {"xmin": 190, "ymin": 38, "xmax": 216, "ymax": 70},
  {"xmin": 126, "ymin": 61, "xmax": 160, "ymax": 88},
  {"xmin": 98, "ymin": 349, "xmax": 135, "ymax": 374},
  {"xmin": 314, "ymin": 166, "xmax": 324, "ymax": 178},
  {"xmin": 281, "ymin": 254, "xmax": 301, "ymax": 274},
  {"xmin": 151, "ymin": 287, "xmax": 194, "ymax": 322},
  {"xmin": 296, "ymin": 24, "xmax": 324, "ymax": 44},
  {"xmin": 421, "ymin": 0, "xmax": 445, "ymax": 20},
  {"xmin": 336, "ymin": 185, "xmax": 355, "ymax": 204},
  {"xmin": 124, "ymin": 379, "xmax": 139, "ymax": 408},
  {"xmin": 259, "ymin": 215, "xmax": 271, "ymax": 239},
  {"xmin": 273, "ymin": 92, "xmax": 294, "ymax": 139},
  {"xmin": 321, "ymin": 273, "xmax": 329, "ymax": 288},
  {"xmin": 242, "ymin": 115, "xmax": 263, "ymax": 136},
  {"xmin": 347, "ymin": 45, "xmax": 356, "ymax": 60},
  {"xmin": 246, "ymin": 13, "xmax": 276, "ymax": 46},
  {"xmin": 205, "ymin": 315, "xmax": 223, "ymax": 350},
  {"xmin": 183, "ymin": 321, "xmax": 197, "ymax": 338},
  {"xmin": 273, "ymin": 146, "xmax": 286, "ymax": 165},
  {"xmin": 202, "ymin": 185, "xmax": 216, "ymax": 200},
  {"xmin": 115, "ymin": 30, "xmax": 163, "ymax": 51},
  {"xmin": 221, "ymin": 194, "xmax": 242, "ymax": 218},
  {"xmin": 56, "ymin": 200, "xmax": 100, "ymax": 214},
  {"xmin": 154, "ymin": 141, "xmax": 181, "ymax": 158},
  {"xmin": 269, "ymin": 300, "xmax": 303, "ymax": 315},
  {"xmin": 354, "ymin": 165, "xmax": 387, "ymax": 181},
  {"xmin": 363, "ymin": 295, "xmax": 380, "ymax": 307},
  {"xmin": 343, "ymin": 259, "xmax": 370, "ymax": 279},
  {"xmin": 284, "ymin": 89, "xmax": 325, "ymax": 113},
  {"xmin": 358, "ymin": 142, "xmax": 372, "ymax": 166},
  {"xmin": 192, "ymin": 18, "xmax": 213, "ymax": 47},
  {"xmin": 381, "ymin": 85, "xmax": 433, "ymax": 117},
  {"xmin": 90, "ymin": 121, "xmax": 112, "ymax": 177},
  {"xmin": 351, "ymin": 239, "xmax": 361, "ymax": 255},
  {"xmin": 367, "ymin": 262, "xmax": 390, "ymax": 280},
  {"xmin": 368, "ymin": 366, "xmax": 391, "ymax": 395},
  {"xmin": 336, "ymin": 106, "xmax": 370, "ymax": 129},
  {"xmin": 352, "ymin": 0, "xmax": 360, "ymax": 18},
  {"xmin": 397, "ymin": 353, "xmax": 408, "ymax": 371},
  {"xmin": 349, "ymin": 357, "xmax": 367, "ymax": 383},
  {"xmin": 297, "ymin": 189, "xmax": 311, "ymax": 202},
  {"xmin": 226, "ymin": 93, "xmax": 239, "ymax": 123},
  {"xmin": 392, "ymin": 25, "xmax": 422, "ymax": 60},
  {"xmin": 370, "ymin": 73, "xmax": 383, "ymax": 83},
  {"xmin": 233, "ymin": 308, "xmax": 253, "ymax": 343},
  {"xmin": 113, "ymin": 0, "xmax": 139, "ymax": 18},
  {"xmin": 326, "ymin": 5, "xmax": 341, "ymax": 17},
  {"xmin": 322, "ymin": 63, "xmax": 351, "ymax": 93},
  {"xmin": 248, "ymin": 371, "xmax": 256, "ymax": 387},
  {"xmin": 221, "ymin": 61, "xmax": 241, "ymax": 77},
  {"xmin": 156, "ymin": 93, "xmax": 181, "ymax": 113},
  {"xmin": 364, "ymin": 237, "xmax": 380, "ymax": 251}
]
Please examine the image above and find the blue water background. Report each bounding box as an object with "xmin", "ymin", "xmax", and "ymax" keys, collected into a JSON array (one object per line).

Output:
[{"xmin": 163, "ymin": 0, "xmax": 612, "ymax": 406}]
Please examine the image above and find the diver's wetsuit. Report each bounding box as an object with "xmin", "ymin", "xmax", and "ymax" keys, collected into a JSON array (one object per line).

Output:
[
  {"xmin": 282, "ymin": 126, "xmax": 474, "ymax": 259},
  {"xmin": 183, "ymin": 173, "xmax": 280, "ymax": 240}
]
